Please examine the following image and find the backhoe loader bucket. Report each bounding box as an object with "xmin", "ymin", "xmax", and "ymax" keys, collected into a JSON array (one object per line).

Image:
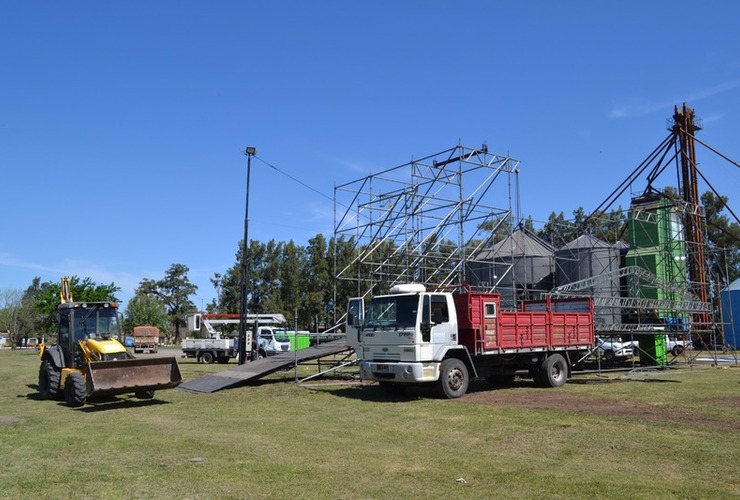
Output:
[{"xmin": 86, "ymin": 357, "xmax": 182, "ymax": 397}]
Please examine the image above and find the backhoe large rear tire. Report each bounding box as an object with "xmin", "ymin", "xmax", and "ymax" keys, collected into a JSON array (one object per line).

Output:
[
  {"xmin": 64, "ymin": 372, "xmax": 87, "ymax": 407},
  {"xmin": 38, "ymin": 360, "xmax": 61, "ymax": 400}
]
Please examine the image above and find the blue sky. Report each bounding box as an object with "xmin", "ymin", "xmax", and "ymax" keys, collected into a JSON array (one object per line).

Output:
[{"xmin": 2, "ymin": 1, "xmax": 739, "ymax": 309}]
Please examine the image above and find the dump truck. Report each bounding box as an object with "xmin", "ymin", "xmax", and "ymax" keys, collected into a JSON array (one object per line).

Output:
[
  {"xmin": 346, "ymin": 283, "xmax": 594, "ymax": 398},
  {"xmin": 132, "ymin": 325, "xmax": 159, "ymax": 353},
  {"xmin": 38, "ymin": 279, "xmax": 182, "ymax": 407}
]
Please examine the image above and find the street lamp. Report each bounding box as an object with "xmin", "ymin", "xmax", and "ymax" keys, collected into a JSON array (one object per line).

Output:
[{"xmin": 238, "ymin": 146, "xmax": 257, "ymax": 364}]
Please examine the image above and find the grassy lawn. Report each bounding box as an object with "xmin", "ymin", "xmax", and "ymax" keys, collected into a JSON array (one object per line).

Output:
[{"xmin": 0, "ymin": 347, "xmax": 738, "ymax": 499}]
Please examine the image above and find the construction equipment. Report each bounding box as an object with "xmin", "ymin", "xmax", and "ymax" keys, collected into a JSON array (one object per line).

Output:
[{"xmin": 38, "ymin": 278, "xmax": 182, "ymax": 407}]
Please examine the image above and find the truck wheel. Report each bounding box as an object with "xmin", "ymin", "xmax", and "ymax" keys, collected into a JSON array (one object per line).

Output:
[
  {"xmin": 217, "ymin": 356, "xmax": 230, "ymax": 364},
  {"xmin": 437, "ymin": 358, "xmax": 469, "ymax": 399},
  {"xmin": 38, "ymin": 360, "xmax": 61, "ymax": 400},
  {"xmin": 200, "ymin": 352, "xmax": 215, "ymax": 364},
  {"xmin": 539, "ymin": 354, "xmax": 568, "ymax": 388},
  {"xmin": 64, "ymin": 372, "xmax": 87, "ymax": 407},
  {"xmin": 603, "ymin": 349, "xmax": 616, "ymax": 363},
  {"xmin": 671, "ymin": 345, "xmax": 684, "ymax": 356}
]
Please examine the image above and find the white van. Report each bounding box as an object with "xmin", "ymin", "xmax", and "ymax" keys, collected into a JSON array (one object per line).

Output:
[{"xmin": 257, "ymin": 327, "xmax": 291, "ymax": 356}]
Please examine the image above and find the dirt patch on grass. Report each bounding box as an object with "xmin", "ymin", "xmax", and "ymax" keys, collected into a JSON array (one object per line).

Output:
[
  {"xmin": 461, "ymin": 389, "xmax": 740, "ymax": 433},
  {"xmin": 0, "ymin": 416, "xmax": 24, "ymax": 425}
]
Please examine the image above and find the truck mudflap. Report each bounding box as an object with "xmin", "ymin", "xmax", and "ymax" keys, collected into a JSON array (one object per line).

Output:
[{"xmin": 86, "ymin": 357, "xmax": 182, "ymax": 397}]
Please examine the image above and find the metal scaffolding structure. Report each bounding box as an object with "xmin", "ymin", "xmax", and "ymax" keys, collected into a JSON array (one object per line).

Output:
[{"xmin": 333, "ymin": 143, "xmax": 520, "ymax": 300}]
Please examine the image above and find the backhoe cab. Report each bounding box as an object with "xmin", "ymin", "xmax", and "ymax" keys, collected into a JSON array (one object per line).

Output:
[{"xmin": 38, "ymin": 295, "xmax": 182, "ymax": 407}]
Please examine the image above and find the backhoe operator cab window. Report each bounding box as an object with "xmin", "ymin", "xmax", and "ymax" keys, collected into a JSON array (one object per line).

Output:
[{"xmin": 73, "ymin": 306, "xmax": 121, "ymax": 342}]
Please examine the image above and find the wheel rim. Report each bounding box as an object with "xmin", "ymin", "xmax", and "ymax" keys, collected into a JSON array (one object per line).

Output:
[
  {"xmin": 551, "ymin": 362, "xmax": 563, "ymax": 382},
  {"xmin": 447, "ymin": 367, "xmax": 464, "ymax": 391}
]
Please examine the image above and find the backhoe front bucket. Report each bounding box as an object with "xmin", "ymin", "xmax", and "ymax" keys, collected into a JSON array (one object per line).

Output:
[{"xmin": 86, "ymin": 357, "xmax": 182, "ymax": 397}]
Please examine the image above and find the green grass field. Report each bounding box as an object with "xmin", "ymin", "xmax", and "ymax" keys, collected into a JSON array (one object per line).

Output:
[{"xmin": 1, "ymin": 348, "xmax": 738, "ymax": 499}]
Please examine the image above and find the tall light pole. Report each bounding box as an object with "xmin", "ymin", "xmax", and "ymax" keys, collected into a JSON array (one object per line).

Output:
[{"xmin": 238, "ymin": 146, "xmax": 257, "ymax": 364}]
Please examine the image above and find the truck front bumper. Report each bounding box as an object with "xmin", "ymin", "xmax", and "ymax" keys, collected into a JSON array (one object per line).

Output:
[{"xmin": 360, "ymin": 361, "xmax": 440, "ymax": 383}]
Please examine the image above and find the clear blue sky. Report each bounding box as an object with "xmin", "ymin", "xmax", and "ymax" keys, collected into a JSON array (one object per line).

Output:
[{"xmin": 2, "ymin": 1, "xmax": 739, "ymax": 309}]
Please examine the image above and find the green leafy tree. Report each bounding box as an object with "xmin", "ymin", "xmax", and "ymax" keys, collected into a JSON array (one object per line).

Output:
[
  {"xmin": 123, "ymin": 292, "xmax": 170, "ymax": 334},
  {"xmin": 139, "ymin": 264, "xmax": 197, "ymax": 342},
  {"xmin": 537, "ymin": 211, "xmax": 573, "ymax": 248},
  {"xmin": 702, "ymin": 191, "xmax": 740, "ymax": 284},
  {"xmin": 33, "ymin": 276, "xmax": 120, "ymax": 333},
  {"xmin": 303, "ymin": 234, "xmax": 331, "ymax": 331}
]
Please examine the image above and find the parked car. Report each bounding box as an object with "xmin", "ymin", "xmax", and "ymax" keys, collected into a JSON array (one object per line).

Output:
[
  {"xmin": 594, "ymin": 336, "xmax": 634, "ymax": 362},
  {"xmin": 666, "ymin": 335, "xmax": 691, "ymax": 356},
  {"xmin": 626, "ymin": 335, "xmax": 691, "ymax": 357}
]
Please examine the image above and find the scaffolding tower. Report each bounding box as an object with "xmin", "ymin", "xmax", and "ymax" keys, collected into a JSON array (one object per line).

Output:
[{"xmin": 333, "ymin": 143, "xmax": 520, "ymax": 300}]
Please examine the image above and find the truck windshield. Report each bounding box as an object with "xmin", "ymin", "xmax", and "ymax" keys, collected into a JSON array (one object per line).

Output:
[
  {"xmin": 365, "ymin": 295, "xmax": 418, "ymax": 329},
  {"xmin": 274, "ymin": 332, "xmax": 291, "ymax": 342}
]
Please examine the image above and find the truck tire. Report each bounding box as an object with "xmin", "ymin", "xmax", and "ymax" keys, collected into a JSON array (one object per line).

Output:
[
  {"xmin": 437, "ymin": 358, "xmax": 469, "ymax": 399},
  {"xmin": 199, "ymin": 351, "xmax": 215, "ymax": 364},
  {"xmin": 603, "ymin": 349, "xmax": 616, "ymax": 363},
  {"xmin": 539, "ymin": 354, "xmax": 568, "ymax": 388},
  {"xmin": 671, "ymin": 345, "xmax": 684, "ymax": 356},
  {"xmin": 216, "ymin": 356, "xmax": 230, "ymax": 364},
  {"xmin": 38, "ymin": 360, "xmax": 61, "ymax": 400},
  {"xmin": 64, "ymin": 372, "xmax": 87, "ymax": 407}
]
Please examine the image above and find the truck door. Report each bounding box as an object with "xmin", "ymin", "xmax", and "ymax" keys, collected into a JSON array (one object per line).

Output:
[
  {"xmin": 430, "ymin": 294, "xmax": 455, "ymax": 343},
  {"xmin": 346, "ymin": 297, "xmax": 364, "ymax": 358}
]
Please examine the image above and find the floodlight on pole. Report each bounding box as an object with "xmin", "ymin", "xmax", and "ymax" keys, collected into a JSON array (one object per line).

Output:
[{"xmin": 238, "ymin": 146, "xmax": 257, "ymax": 365}]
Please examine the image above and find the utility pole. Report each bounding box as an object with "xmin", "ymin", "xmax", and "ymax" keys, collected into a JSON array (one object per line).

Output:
[{"xmin": 239, "ymin": 146, "xmax": 257, "ymax": 364}]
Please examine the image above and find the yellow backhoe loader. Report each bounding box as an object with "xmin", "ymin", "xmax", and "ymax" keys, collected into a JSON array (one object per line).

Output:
[{"xmin": 38, "ymin": 278, "xmax": 182, "ymax": 407}]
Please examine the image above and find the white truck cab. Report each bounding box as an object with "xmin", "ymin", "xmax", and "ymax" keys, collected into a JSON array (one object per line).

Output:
[
  {"xmin": 257, "ymin": 327, "xmax": 291, "ymax": 356},
  {"xmin": 349, "ymin": 284, "xmax": 462, "ymax": 385}
]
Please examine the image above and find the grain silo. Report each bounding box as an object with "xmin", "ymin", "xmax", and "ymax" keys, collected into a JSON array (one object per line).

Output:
[
  {"xmin": 555, "ymin": 234, "xmax": 621, "ymax": 325},
  {"xmin": 469, "ymin": 228, "xmax": 554, "ymax": 309}
]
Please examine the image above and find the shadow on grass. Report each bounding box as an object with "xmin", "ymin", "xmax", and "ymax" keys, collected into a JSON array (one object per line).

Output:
[
  {"xmin": 313, "ymin": 376, "xmax": 568, "ymax": 402},
  {"xmin": 23, "ymin": 384, "xmax": 172, "ymax": 411}
]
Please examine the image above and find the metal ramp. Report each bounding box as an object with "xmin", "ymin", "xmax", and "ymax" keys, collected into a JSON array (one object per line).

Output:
[{"xmin": 178, "ymin": 340, "xmax": 353, "ymax": 394}]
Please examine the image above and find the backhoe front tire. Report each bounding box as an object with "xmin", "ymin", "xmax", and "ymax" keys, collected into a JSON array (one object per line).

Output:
[
  {"xmin": 38, "ymin": 360, "xmax": 61, "ymax": 400},
  {"xmin": 135, "ymin": 390, "xmax": 155, "ymax": 399},
  {"xmin": 64, "ymin": 372, "xmax": 87, "ymax": 407}
]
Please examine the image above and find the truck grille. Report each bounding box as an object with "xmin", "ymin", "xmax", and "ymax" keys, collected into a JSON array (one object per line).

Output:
[{"xmin": 373, "ymin": 353, "xmax": 400, "ymax": 362}]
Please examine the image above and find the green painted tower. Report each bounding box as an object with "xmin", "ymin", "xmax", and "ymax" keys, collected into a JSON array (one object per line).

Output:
[{"xmin": 626, "ymin": 192, "xmax": 688, "ymax": 365}]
